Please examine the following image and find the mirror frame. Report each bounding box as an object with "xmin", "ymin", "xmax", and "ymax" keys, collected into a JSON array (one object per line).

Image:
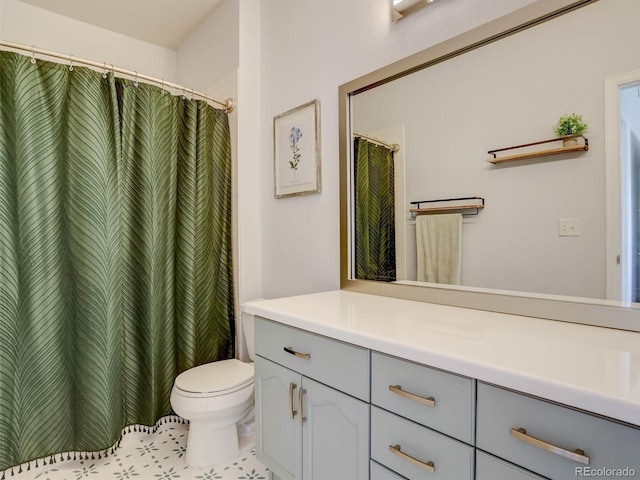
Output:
[{"xmin": 339, "ymin": 0, "xmax": 640, "ymax": 332}]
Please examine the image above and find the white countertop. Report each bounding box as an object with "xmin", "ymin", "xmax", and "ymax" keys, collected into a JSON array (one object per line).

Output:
[{"xmin": 244, "ymin": 290, "xmax": 640, "ymax": 427}]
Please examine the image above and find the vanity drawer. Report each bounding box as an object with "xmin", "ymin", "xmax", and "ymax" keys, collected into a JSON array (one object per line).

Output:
[
  {"xmin": 477, "ymin": 382, "xmax": 640, "ymax": 480},
  {"xmin": 476, "ymin": 451, "xmax": 547, "ymax": 480},
  {"xmin": 372, "ymin": 352, "xmax": 474, "ymax": 443},
  {"xmin": 254, "ymin": 317, "xmax": 369, "ymax": 401},
  {"xmin": 371, "ymin": 406, "xmax": 474, "ymax": 480},
  {"xmin": 370, "ymin": 460, "xmax": 407, "ymax": 480}
]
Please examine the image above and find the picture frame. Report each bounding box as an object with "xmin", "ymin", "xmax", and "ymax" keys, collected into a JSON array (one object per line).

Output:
[{"xmin": 273, "ymin": 99, "xmax": 321, "ymax": 198}]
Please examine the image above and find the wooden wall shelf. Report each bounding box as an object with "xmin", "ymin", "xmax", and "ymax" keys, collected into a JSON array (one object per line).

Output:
[{"xmin": 487, "ymin": 134, "xmax": 588, "ymax": 164}]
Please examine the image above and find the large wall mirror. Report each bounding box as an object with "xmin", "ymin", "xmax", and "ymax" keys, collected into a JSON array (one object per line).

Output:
[{"xmin": 339, "ymin": 0, "xmax": 640, "ymax": 331}]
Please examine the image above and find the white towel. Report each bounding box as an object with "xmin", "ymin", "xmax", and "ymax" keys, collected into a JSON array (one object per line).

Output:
[{"xmin": 416, "ymin": 213, "xmax": 462, "ymax": 284}]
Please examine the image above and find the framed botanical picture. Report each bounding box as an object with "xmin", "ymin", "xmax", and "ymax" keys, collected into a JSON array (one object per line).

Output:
[{"xmin": 273, "ymin": 99, "xmax": 321, "ymax": 198}]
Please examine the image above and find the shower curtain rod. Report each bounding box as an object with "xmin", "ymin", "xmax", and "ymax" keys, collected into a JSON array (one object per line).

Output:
[
  {"xmin": 353, "ymin": 131, "xmax": 400, "ymax": 153},
  {"xmin": 0, "ymin": 40, "xmax": 235, "ymax": 113}
]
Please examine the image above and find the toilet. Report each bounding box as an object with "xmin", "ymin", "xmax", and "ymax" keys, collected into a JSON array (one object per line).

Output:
[{"xmin": 170, "ymin": 312, "xmax": 256, "ymax": 467}]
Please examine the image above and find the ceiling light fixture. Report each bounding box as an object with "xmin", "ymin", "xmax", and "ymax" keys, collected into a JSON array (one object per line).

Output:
[{"xmin": 392, "ymin": 0, "xmax": 436, "ymax": 22}]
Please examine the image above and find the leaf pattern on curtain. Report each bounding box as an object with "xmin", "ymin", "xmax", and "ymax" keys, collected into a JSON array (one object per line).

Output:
[
  {"xmin": 173, "ymin": 98, "xmax": 234, "ymax": 372},
  {"xmin": 0, "ymin": 51, "xmax": 234, "ymax": 472},
  {"xmin": 353, "ymin": 137, "xmax": 396, "ymax": 282},
  {"xmin": 117, "ymin": 80, "xmax": 180, "ymax": 427},
  {"xmin": 0, "ymin": 51, "xmax": 123, "ymax": 463}
]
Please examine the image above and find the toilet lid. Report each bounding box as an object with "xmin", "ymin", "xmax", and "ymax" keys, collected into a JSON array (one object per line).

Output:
[{"xmin": 175, "ymin": 359, "xmax": 254, "ymax": 394}]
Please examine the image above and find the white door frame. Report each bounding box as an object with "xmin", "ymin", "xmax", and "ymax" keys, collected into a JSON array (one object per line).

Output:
[{"xmin": 604, "ymin": 69, "xmax": 640, "ymax": 300}]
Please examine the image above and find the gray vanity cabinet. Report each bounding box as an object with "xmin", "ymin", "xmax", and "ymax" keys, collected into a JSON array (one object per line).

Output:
[
  {"xmin": 254, "ymin": 317, "xmax": 370, "ymax": 480},
  {"xmin": 253, "ymin": 315, "xmax": 640, "ymax": 480}
]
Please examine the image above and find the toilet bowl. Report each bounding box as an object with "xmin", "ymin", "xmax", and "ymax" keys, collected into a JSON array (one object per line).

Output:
[{"xmin": 170, "ymin": 311, "xmax": 257, "ymax": 467}]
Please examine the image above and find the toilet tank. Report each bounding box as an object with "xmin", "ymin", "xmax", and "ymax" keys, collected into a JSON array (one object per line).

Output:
[{"xmin": 241, "ymin": 312, "xmax": 256, "ymax": 361}]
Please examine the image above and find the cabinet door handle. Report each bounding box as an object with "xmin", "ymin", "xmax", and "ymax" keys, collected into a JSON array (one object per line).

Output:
[
  {"xmin": 289, "ymin": 382, "xmax": 297, "ymax": 419},
  {"xmin": 299, "ymin": 388, "xmax": 307, "ymax": 424},
  {"xmin": 388, "ymin": 444, "xmax": 435, "ymax": 472},
  {"xmin": 389, "ymin": 385, "xmax": 435, "ymax": 407},
  {"xmin": 284, "ymin": 346, "xmax": 311, "ymax": 360},
  {"xmin": 510, "ymin": 427, "xmax": 590, "ymax": 465}
]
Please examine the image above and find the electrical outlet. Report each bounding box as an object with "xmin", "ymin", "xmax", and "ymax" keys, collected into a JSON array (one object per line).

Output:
[{"xmin": 559, "ymin": 218, "xmax": 580, "ymax": 237}]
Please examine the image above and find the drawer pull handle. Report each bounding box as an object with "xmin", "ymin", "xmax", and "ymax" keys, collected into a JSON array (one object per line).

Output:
[
  {"xmin": 389, "ymin": 385, "xmax": 435, "ymax": 407},
  {"xmin": 299, "ymin": 388, "xmax": 307, "ymax": 425},
  {"xmin": 289, "ymin": 382, "xmax": 297, "ymax": 419},
  {"xmin": 510, "ymin": 428, "xmax": 590, "ymax": 465},
  {"xmin": 389, "ymin": 444, "xmax": 435, "ymax": 472},
  {"xmin": 284, "ymin": 346, "xmax": 311, "ymax": 360}
]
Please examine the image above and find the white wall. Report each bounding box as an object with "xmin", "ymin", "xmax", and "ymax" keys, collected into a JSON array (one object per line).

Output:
[
  {"xmin": 176, "ymin": 0, "xmax": 239, "ymax": 93},
  {"xmin": 258, "ymin": 0, "xmax": 535, "ymax": 299},
  {"xmin": 0, "ymin": 0, "xmax": 176, "ymax": 81},
  {"xmin": 237, "ymin": 2, "xmax": 262, "ymax": 305}
]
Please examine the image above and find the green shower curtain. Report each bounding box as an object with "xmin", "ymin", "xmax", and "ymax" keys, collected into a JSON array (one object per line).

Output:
[
  {"xmin": 0, "ymin": 51, "xmax": 234, "ymax": 473},
  {"xmin": 353, "ymin": 137, "xmax": 396, "ymax": 282}
]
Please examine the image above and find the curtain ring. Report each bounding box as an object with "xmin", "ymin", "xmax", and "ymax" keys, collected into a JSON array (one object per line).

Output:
[
  {"xmin": 134, "ymin": 71, "xmax": 139, "ymax": 87},
  {"xmin": 68, "ymin": 54, "xmax": 74, "ymax": 71},
  {"xmin": 160, "ymin": 79, "xmax": 166, "ymax": 94},
  {"xmin": 182, "ymin": 86, "xmax": 187, "ymax": 100},
  {"xmin": 102, "ymin": 62, "xmax": 108, "ymax": 79},
  {"xmin": 30, "ymin": 47, "xmax": 36, "ymax": 65}
]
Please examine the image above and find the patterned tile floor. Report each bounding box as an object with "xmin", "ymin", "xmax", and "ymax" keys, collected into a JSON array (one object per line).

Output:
[{"xmin": 7, "ymin": 422, "xmax": 268, "ymax": 480}]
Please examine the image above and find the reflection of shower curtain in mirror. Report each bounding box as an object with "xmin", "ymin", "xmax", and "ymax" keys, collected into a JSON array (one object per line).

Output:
[{"xmin": 354, "ymin": 137, "xmax": 395, "ymax": 282}]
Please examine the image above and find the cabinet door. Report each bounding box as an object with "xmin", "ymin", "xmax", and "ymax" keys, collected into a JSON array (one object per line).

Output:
[
  {"xmin": 301, "ymin": 377, "xmax": 370, "ymax": 480},
  {"xmin": 255, "ymin": 355, "xmax": 302, "ymax": 480}
]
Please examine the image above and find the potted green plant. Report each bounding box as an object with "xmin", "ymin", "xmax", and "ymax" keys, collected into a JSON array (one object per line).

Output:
[{"xmin": 553, "ymin": 113, "xmax": 588, "ymax": 147}]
